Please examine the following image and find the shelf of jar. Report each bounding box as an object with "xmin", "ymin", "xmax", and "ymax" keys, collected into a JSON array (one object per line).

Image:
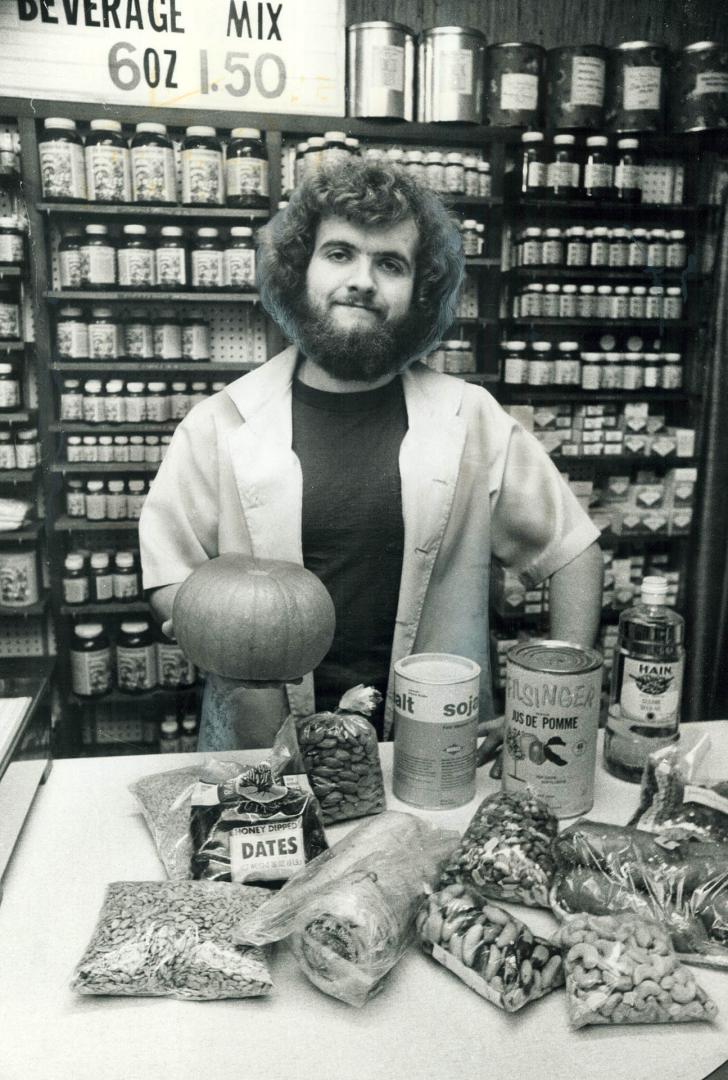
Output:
[
  {"xmin": 505, "ymin": 200, "xmax": 707, "ymax": 217},
  {"xmin": 599, "ymin": 529, "xmax": 685, "ymax": 545},
  {"xmin": 551, "ymin": 455, "xmax": 696, "ymax": 471},
  {"xmin": 0, "ymin": 521, "xmax": 43, "ymax": 542},
  {"xmin": 52, "ymin": 462, "xmax": 159, "ymax": 474},
  {"xmin": 0, "ymin": 341, "xmax": 27, "ymax": 352},
  {"xmin": 0, "ymin": 409, "xmax": 37, "ymax": 424},
  {"xmin": 465, "ymin": 257, "xmax": 502, "ymax": 268},
  {"xmin": 502, "ymin": 318, "xmax": 694, "ymax": 329},
  {"xmin": 496, "ymin": 387, "xmax": 696, "ymax": 403},
  {"xmin": 45, "ymin": 290, "xmax": 260, "ymax": 303},
  {"xmin": 0, "ymin": 468, "xmax": 40, "ymax": 483},
  {"xmin": 0, "ymin": 266, "xmax": 22, "ymax": 277},
  {"xmin": 69, "ymin": 685, "xmax": 199, "ymax": 707},
  {"xmin": 51, "ymin": 361, "xmax": 254, "ymax": 375},
  {"xmin": 50, "ymin": 421, "xmax": 178, "ymax": 434},
  {"xmin": 0, "ymin": 593, "xmax": 50, "ymax": 617},
  {"xmin": 454, "ymin": 317, "xmax": 499, "ymax": 326},
  {"xmin": 54, "ymin": 516, "xmax": 140, "ymax": 532},
  {"xmin": 447, "ymin": 197, "xmax": 503, "ymax": 208},
  {"xmin": 37, "ymin": 201, "xmax": 269, "ymax": 221},
  {"xmin": 506, "ymin": 268, "xmax": 702, "ymax": 282},
  {"xmin": 60, "ymin": 601, "xmax": 149, "ymax": 616}
]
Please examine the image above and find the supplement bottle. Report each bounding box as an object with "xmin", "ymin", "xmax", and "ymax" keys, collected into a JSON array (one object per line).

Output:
[
  {"xmin": 71, "ymin": 623, "xmax": 112, "ymax": 697},
  {"xmin": 85, "ymin": 119, "xmax": 131, "ymax": 203},
  {"xmin": 548, "ymin": 134, "xmax": 581, "ymax": 199},
  {"xmin": 62, "ymin": 553, "xmax": 89, "ymax": 605},
  {"xmin": 81, "ymin": 224, "xmax": 116, "ymax": 288},
  {"xmin": 0, "ymin": 217, "xmax": 24, "ymax": 267},
  {"xmin": 615, "ymin": 138, "xmax": 642, "ymax": 203},
  {"xmin": 85, "ymin": 480, "xmax": 106, "ymax": 520},
  {"xmin": 157, "ymin": 634, "xmax": 197, "ymax": 688},
  {"xmin": 181, "ymin": 126, "xmax": 224, "ymax": 207},
  {"xmin": 153, "ymin": 313, "xmax": 183, "ymax": 360},
  {"xmin": 118, "ymin": 224, "xmax": 155, "ymax": 289},
  {"xmin": 57, "ymin": 307, "xmax": 88, "ymax": 359},
  {"xmin": 179, "ymin": 714, "xmax": 199, "ymax": 752},
  {"xmin": 225, "ymin": 127, "xmax": 269, "ymax": 208},
  {"xmin": 38, "ymin": 118, "xmax": 86, "ymax": 201},
  {"xmin": 106, "ymin": 479, "xmax": 128, "ymax": 520},
  {"xmin": 159, "ymin": 716, "xmax": 181, "ymax": 752},
  {"xmin": 155, "ymin": 226, "xmax": 187, "ymax": 289},
  {"xmin": 15, "ymin": 428, "xmax": 39, "ymax": 470},
  {"xmin": 59, "ymin": 231, "xmax": 83, "ymax": 289},
  {"xmin": 123, "ymin": 317, "xmax": 154, "ymax": 360},
  {"xmin": 117, "ymin": 620, "xmax": 157, "ymax": 693},
  {"xmin": 113, "ymin": 550, "xmax": 140, "ymax": 601},
  {"xmin": 605, "ymin": 576, "xmax": 685, "ymax": 782},
  {"xmin": 130, "ymin": 122, "xmax": 176, "ymax": 204},
  {"xmin": 223, "ymin": 226, "xmax": 256, "ymax": 290},
  {"xmin": 90, "ymin": 552, "xmax": 113, "ymax": 603},
  {"xmin": 583, "ymin": 135, "xmax": 614, "ymax": 199},
  {"xmin": 517, "ymin": 131, "xmax": 548, "ymax": 198},
  {"xmin": 0, "ymin": 362, "xmax": 21, "ymax": 411},
  {"xmin": 191, "ymin": 227, "xmax": 223, "ymax": 289},
  {"xmin": 65, "ymin": 479, "xmax": 86, "ymax": 517},
  {"xmin": 88, "ymin": 307, "xmax": 120, "ymax": 361}
]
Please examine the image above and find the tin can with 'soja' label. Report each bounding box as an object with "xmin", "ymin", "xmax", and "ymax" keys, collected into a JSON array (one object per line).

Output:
[{"xmin": 502, "ymin": 640, "xmax": 603, "ymax": 819}]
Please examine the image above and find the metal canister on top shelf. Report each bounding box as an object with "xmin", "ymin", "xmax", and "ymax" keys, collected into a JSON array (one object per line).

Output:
[
  {"xmin": 347, "ymin": 21, "xmax": 415, "ymax": 120},
  {"xmin": 606, "ymin": 41, "xmax": 668, "ymax": 132},
  {"xmin": 670, "ymin": 41, "xmax": 728, "ymax": 133},
  {"xmin": 418, "ymin": 25, "xmax": 485, "ymax": 123},
  {"xmin": 483, "ymin": 42, "xmax": 544, "ymax": 127},
  {"xmin": 545, "ymin": 44, "xmax": 608, "ymax": 130}
]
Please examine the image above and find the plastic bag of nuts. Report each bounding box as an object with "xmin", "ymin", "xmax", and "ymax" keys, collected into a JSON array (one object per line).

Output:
[
  {"xmin": 296, "ymin": 685, "xmax": 386, "ymax": 824},
  {"xmin": 439, "ymin": 790, "xmax": 558, "ymax": 907},
  {"xmin": 417, "ymin": 883, "xmax": 564, "ymax": 1011},
  {"xmin": 558, "ymin": 913, "xmax": 718, "ymax": 1029},
  {"xmin": 71, "ymin": 881, "xmax": 273, "ymax": 1000}
]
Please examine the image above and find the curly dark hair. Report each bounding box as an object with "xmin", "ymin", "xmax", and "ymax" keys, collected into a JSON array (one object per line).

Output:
[{"xmin": 256, "ymin": 158, "xmax": 465, "ymax": 362}]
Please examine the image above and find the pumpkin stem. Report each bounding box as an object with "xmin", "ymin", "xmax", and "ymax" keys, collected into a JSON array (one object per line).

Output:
[{"xmin": 337, "ymin": 684, "xmax": 382, "ymax": 717}]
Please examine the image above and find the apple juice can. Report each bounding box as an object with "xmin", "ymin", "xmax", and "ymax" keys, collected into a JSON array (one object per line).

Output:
[
  {"xmin": 502, "ymin": 640, "xmax": 602, "ymax": 818},
  {"xmin": 392, "ymin": 652, "xmax": 480, "ymax": 809}
]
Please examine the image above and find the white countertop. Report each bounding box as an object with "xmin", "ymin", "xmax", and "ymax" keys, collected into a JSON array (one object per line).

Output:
[{"xmin": 1, "ymin": 725, "xmax": 727, "ymax": 1080}]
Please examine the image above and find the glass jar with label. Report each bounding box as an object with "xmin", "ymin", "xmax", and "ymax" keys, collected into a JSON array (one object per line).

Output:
[
  {"xmin": 478, "ymin": 162, "xmax": 492, "ymax": 198},
  {"xmin": 590, "ymin": 227, "xmax": 611, "ymax": 267},
  {"xmin": 15, "ymin": 428, "xmax": 39, "ymax": 470},
  {"xmin": 664, "ymin": 286, "xmax": 683, "ymax": 319},
  {"xmin": 584, "ymin": 135, "xmax": 614, "ymax": 198},
  {"xmin": 662, "ymin": 353, "xmax": 682, "ymax": 389},
  {"xmin": 554, "ymin": 341, "xmax": 581, "ymax": 385},
  {"xmin": 223, "ymin": 227, "xmax": 256, "ymax": 291},
  {"xmin": 615, "ymin": 138, "xmax": 642, "ymax": 202},
  {"xmin": 62, "ymin": 553, "xmax": 89, "ymax": 605},
  {"xmin": 578, "ymin": 284, "xmax": 596, "ymax": 318},
  {"xmin": 191, "ymin": 227, "xmax": 223, "ymax": 289},
  {"xmin": 646, "ymin": 229, "xmax": 667, "ymax": 268},
  {"xmin": 179, "ymin": 714, "xmax": 199, "ymax": 750},
  {"xmin": 519, "ymin": 227, "xmax": 542, "ymax": 267},
  {"xmin": 170, "ymin": 382, "xmax": 190, "ymax": 419},
  {"xmin": 88, "ymin": 306, "xmax": 120, "ymax": 360},
  {"xmin": 155, "ymin": 226, "xmax": 187, "ymax": 290},
  {"xmin": 85, "ymin": 480, "xmax": 106, "ymax": 520},
  {"xmin": 613, "ymin": 285, "xmax": 631, "ymax": 318},
  {"xmin": 103, "ymin": 380, "xmax": 125, "ymax": 423},
  {"xmin": 118, "ymin": 224, "xmax": 155, "ymax": 290},
  {"xmin": 82, "ymin": 380, "xmax": 104, "ymax": 424},
  {"xmin": 542, "ymin": 283, "xmax": 561, "ymax": 317},
  {"xmin": 59, "ymin": 230, "xmax": 83, "ymax": 289},
  {"xmin": 548, "ymin": 134, "xmax": 581, "ymax": 199},
  {"xmin": 643, "ymin": 352, "xmax": 661, "ymax": 389},
  {"xmin": 56, "ymin": 307, "xmax": 88, "ymax": 359},
  {"xmin": 0, "ymin": 432, "xmax": 15, "ymax": 470},
  {"xmin": 0, "ymin": 131, "xmax": 20, "ymax": 177},
  {"xmin": 226, "ymin": 127, "xmax": 269, "ymax": 208},
  {"xmin": 601, "ymin": 352, "xmax": 622, "ymax": 389},
  {"xmin": 85, "ymin": 119, "xmax": 131, "ymax": 203},
  {"xmin": 628, "ymin": 228, "xmax": 648, "ymax": 267},
  {"xmin": 122, "ymin": 382, "xmax": 146, "ymax": 423},
  {"xmin": 565, "ymin": 227, "xmax": 589, "ymax": 267},
  {"xmin": 117, "ymin": 620, "xmax": 157, "ymax": 693},
  {"xmin": 542, "ymin": 228, "xmax": 564, "ymax": 265},
  {"xmin": 71, "ymin": 623, "xmax": 112, "ymax": 697},
  {"xmin": 182, "ymin": 316, "xmax": 210, "ymax": 360},
  {"xmin": 0, "ymin": 362, "xmax": 21, "ymax": 411},
  {"xmin": 113, "ymin": 435, "xmax": 129, "ymax": 462},
  {"xmin": 66, "ymin": 479, "xmax": 85, "ymax": 517},
  {"xmin": 126, "ymin": 479, "xmax": 147, "ymax": 518},
  {"xmin": 405, "ymin": 150, "xmax": 427, "ymax": 185},
  {"xmin": 144, "ymin": 434, "xmax": 162, "ymax": 463},
  {"xmin": 105, "ymin": 479, "xmax": 127, "ymax": 520},
  {"xmin": 146, "ymin": 383, "xmax": 168, "ymax": 422},
  {"xmin": 128, "ymin": 435, "xmax": 145, "ymax": 463},
  {"xmin": 517, "ymin": 131, "xmax": 548, "ymax": 198},
  {"xmin": 424, "ymin": 151, "xmax": 445, "ymax": 193},
  {"xmin": 81, "ymin": 224, "xmax": 116, "ymax": 288},
  {"xmin": 188, "ymin": 382, "xmax": 208, "ymax": 407},
  {"xmin": 629, "ymin": 285, "xmax": 647, "ymax": 318},
  {"xmin": 97, "ymin": 435, "xmax": 113, "ymax": 463},
  {"xmin": 153, "ymin": 313, "xmax": 182, "ymax": 360},
  {"xmin": 113, "ymin": 551, "xmax": 140, "ymax": 601},
  {"xmin": 609, "ymin": 228, "xmax": 630, "ymax": 267},
  {"xmin": 60, "ymin": 379, "xmax": 83, "ymax": 422},
  {"xmin": 666, "ymin": 230, "xmax": 687, "ymax": 269},
  {"xmin": 0, "ymin": 217, "xmax": 24, "ymax": 267},
  {"xmin": 39, "ymin": 118, "xmax": 87, "ymax": 201},
  {"xmin": 520, "ymin": 283, "xmax": 544, "ymax": 318},
  {"xmin": 528, "ymin": 341, "xmax": 554, "ymax": 385},
  {"xmin": 304, "ymin": 137, "xmax": 325, "ymax": 176},
  {"xmin": 502, "ymin": 340, "xmax": 528, "ymax": 384},
  {"xmin": 461, "ymin": 220, "xmax": 480, "ymax": 257},
  {"xmin": 90, "ymin": 552, "xmax": 113, "ymax": 603},
  {"xmin": 123, "ymin": 316, "xmax": 153, "ymax": 359},
  {"xmin": 182, "ymin": 126, "xmax": 224, "ymax": 207},
  {"xmin": 444, "ymin": 152, "xmax": 465, "ymax": 194},
  {"xmin": 560, "ymin": 284, "xmax": 578, "ymax": 318},
  {"xmin": 160, "ymin": 435, "xmax": 172, "ymax": 459},
  {"xmin": 581, "ymin": 352, "xmax": 603, "ymax": 389},
  {"xmin": 159, "ymin": 716, "xmax": 180, "ymax": 752},
  {"xmin": 646, "ymin": 285, "xmax": 664, "ymax": 319},
  {"xmin": 157, "ymin": 635, "xmax": 197, "ymax": 688},
  {"xmin": 596, "ymin": 284, "xmax": 614, "ymax": 319},
  {"xmin": 81, "ymin": 436, "xmax": 98, "ymax": 462},
  {"xmin": 131, "ymin": 122, "xmax": 176, "ymax": 204},
  {"xmin": 622, "ymin": 353, "xmax": 644, "ymax": 390},
  {"xmin": 462, "ymin": 155, "xmax": 478, "ymax": 194},
  {"xmin": 0, "ymin": 286, "xmax": 21, "ymax": 341}
]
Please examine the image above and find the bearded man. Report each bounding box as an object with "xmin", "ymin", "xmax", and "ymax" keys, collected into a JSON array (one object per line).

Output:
[{"xmin": 139, "ymin": 159, "xmax": 603, "ymax": 751}]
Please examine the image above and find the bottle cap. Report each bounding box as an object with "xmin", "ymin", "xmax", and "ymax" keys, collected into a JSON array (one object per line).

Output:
[
  {"xmin": 231, "ymin": 127, "xmax": 262, "ymax": 139},
  {"xmin": 90, "ymin": 553, "xmax": 110, "ymax": 569},
  {"xmin": 521, "ymin": 131, "xmax": 544, "ymax": 143},
  {"xmin": 75, "ymin": 622, "xmax": 103, "ymax": 638},
  {"xmin": 65, "ymin": 554, "xmax": 85, "ymax": 571},
  {"xmin": 115, "ymin": 552, "xmax": 135, "ymax": 568},
  {"xmin": 44, "ymin": 117, "xmax": 76, "ymax": 130},
  {"xmin": 135, "ymin": 122, "xmax": 167, "ymax": 135},
  {"xmin": 120, "ymin": 620, "xmax": 148, "ymax": 634},
  {"xmin": 641, "ymin": 575, "xmax": 668, "ymax": 602},
  {"xmin": 185, "ymin": 125, "xmax": 217, "ymax": 137},
  {"xmin": 90, "ymin": 119, "xmax": 123, "ymax": 133},
  {"xmin": 161, "ymin": 226, "xmax": 184, "ymax": 237}
]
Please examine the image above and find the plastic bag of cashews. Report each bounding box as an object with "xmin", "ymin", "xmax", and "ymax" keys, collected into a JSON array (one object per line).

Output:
[
  {"xmin": 417, "ymin": 883, "xmax": 564, "ymax": 1011},
  {"xmin": 558, "ymin": 913, "xmax": 718, "ymax": 1029}
]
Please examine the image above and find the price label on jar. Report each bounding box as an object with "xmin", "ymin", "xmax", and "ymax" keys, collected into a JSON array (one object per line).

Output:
[{"xmin": 0, "ymin": 2, "xmax": 345, "ymax": 116}]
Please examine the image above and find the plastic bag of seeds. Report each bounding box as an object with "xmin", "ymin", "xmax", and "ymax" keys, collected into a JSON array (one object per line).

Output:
[
  {"xmin": 558, "ymin": 913, "xmax": 718, "ymax": 1029},
  {"xmin": 296, "ymin": 685, "xmax": 386, "ymax": 824},
  {"xmin": 71, "ymin": 881, "xmax": 272, "ymax": 1001},
  {"xmin": 417, "ymin": 883, "xmax": 564, "ymax": 1011},
  {"xmin": 439, "ymin": 790, "xmax": 558, "ymax": 907}
]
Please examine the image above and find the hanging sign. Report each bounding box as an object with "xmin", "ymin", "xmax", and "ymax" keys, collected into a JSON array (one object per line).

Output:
[{"xmin": 0, "ymin": 1, "xmax": 345, "ymax": 115}]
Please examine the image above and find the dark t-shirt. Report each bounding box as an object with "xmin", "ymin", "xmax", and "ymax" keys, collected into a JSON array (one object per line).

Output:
[{"xmin": 291, "ymin": 375, "xmax": 408, "ymax": 736}]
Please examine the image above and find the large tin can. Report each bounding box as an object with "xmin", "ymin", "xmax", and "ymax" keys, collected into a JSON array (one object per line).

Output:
[
  {"xmin": 606, "ymin": 41, "xmax": 668, "ymax": 132},
  {"xmin": 392, "ymin": 652, "xmax": 480, "ymax": 809},
  {"xmin": 670, "ymin": 41, "xmax": 728, "ymax": 133},
  {"xmin": 484, "ymin": 42, "xmax": 544, "ymax": 127},
  {"xmin": 347, "ymin": 21, "xmax": 415, "ymax": 121},
  {"xmin": 545, "ymin": 44, "xmax": 608, "ymax": 130},
  {"xmin": 417, "ymin": 26, "xmax": 485, "ymax": 124},
  {"xmin": 502, "ymin": 640, "xmax": 603, "ymax": 819}
]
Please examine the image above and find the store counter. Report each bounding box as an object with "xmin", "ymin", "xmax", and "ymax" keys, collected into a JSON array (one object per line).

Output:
[{"xmin": 1, "ymin": 724, "xmax": 727, "ymax": 1080}]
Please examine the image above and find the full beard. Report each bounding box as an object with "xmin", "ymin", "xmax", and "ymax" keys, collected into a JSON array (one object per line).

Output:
[{"xmin": 289, "ymin": 295, "xmax": 430, "ymax": 383}]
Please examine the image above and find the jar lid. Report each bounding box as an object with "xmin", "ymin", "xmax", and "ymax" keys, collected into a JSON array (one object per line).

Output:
[
  {"xmin": 664, "ymin": 352, "xmax": 681, "ymax": 361},
  {"xmin": 86, "ymin": 480, "xmax": 104, "ymax": 491},
  {"xmin": 67, "ymin": 477, "xmax": 83, "ymax": 486},
  {"xmin": 615, "ymin": 285, "xmax": 630, "ymax": 294},
  {"xmin": 82, "ymin": 436, "xmax": 97, "ymax": 446},
  {"xmin": 0, "ymin": 363, "xmax": 14, "ymax": 374},
  {"xmin": 632, "ymin": 228, "xmax": 648, "ymax": 237},
  {"xmin": 105, "ymin": 380, "xmax": 123, "ymax": 392},
  {"xmin": 231, "ymin": 127, "xmax": 262, "ymax": 138},
  {"xmin": 579, "ymin": 284, "xmax": 596, "ymax": 293},
  {"xmin": 123, "ymin": 224, "xmax": 147, "ymax": 235},
  {"xmin": 114, "ymin": 435, "xmax": 129, "ymax": 443},
  {"xmin": 345, "ymin": 138, "xmax": 359, "ymax": 148},
  {"xmin": 115, "ymin": 552, "xmax": 135, "ymax": 567},
  {"xmin": 558, "ymin": 341, "xmax": 579, "ymax": 351},
  {"xmin": 616, "ymin": 40, "xmax": 660, "ymax": 50},
  {"xmin": 120, "ymin": 620, "xmax": 149, "ymax": 633},
  {"xmin": 147, "ymin": 382, "xmax": 166, "ymax": 391},
  {"xmin": 185, "ymin": 125, "xmax": 217, "ymax": 137},
  {"xmin": 545, "ymin": 228, "xmax": 562, "ymax": 237},
  {"xmin": 502, "ymin": 340, "xmax": 527, "ymax": 349},
  {"xmin": 562, "ymin": 284, "xmax": 578, "ymax": 293},
  {"xmin": 90, "ymin": 552, "xmax": 110, "ymax": 568},
  {"xmin": 586, "ymin": 135, "xmax": 608, "ymax": 146},
  {"xmin": 524, "ymin": 227, "xmax": 542, "ymax": 237},
  {"xmin": 521, "ymin": 131, "xmax": 544, "ymax": 143},
  {"xmin": 632, "ymin": 285, "xmax": 647, "ymax": 294},
  {"xmin": 597, "ymin": 285, "xmax": 613, "ymax": 294},
  {"xmin": 532, "ymin": 341, "xmax": 553, "ymax": 353},
  {"xmin": 446, "ymin": 152, "xmax": 463, "ymax": 164},
  {"xmin": 182, "ymin": 717, "xmax": 197, "ymax": 732},
  {"xmin": 612, "ymin": 228, "xmax": 628, "ymax": 238},
  {"xmin": 545, "ymin": 284, "xmax": 560, "ymax": 293},
  {"xmin": 67, "ymin": 437, "xmax": 81, "ymax": 445},
  {"xmin": 669, "ymin": 230, "xmax": 686, "ymax": 239},
  {"xmin": 323, "ymin": 130, "xmax": 347, "ymax": 141},
  {"xmin": 191, "ymin": 381, "xmax": 208, "ymax": 390},
  {"xmin": 75, "ymin": 622, "xmax": 103, "ymax": 638},
  {"xmin": 84, "ymin": 379, "xmax": 102, "ymax": 391},
  {"xmin": 553, "ymin": 134, "xmax": 576, "ymax": 145},
  {"xmin": 526, "ymin": 283, "xmax": 544, "ymax": 292},
  {"xmin": 196, "ymin": 227, "xmax": 219, "ymax": 237},
  {"xmin": 161, "ymin": 718, "xmax": 179, "ymax": 734},
  {"xmin": 129, "ymin": 436, "xmax": 144, "ymax": 445},
  {"xmin": 592, "ymin": 227, "xmax": 609, "ymax": 236},
  {"xmin": 648, "ymin": 285, "xmax": 665, "ymax": 293},
  {"xmin": 91, "ymin": 307, "xmax": 113, "ymax": 317},
  {"xmin": 581, "ymin": 352, "xmax": 603, "ymax": 361},
  {"xmin": 477, "ymin": 162, "xmax": 491, "ymax": 171},
  {"xmin": 98, "ymin": 436, "xmax": 112, "ymax": 444},
  {"xmin": 0, "ymin": 216, "xmax": 20, "ymax": 229},
  {"xmin": 44, "ymin": 117, "xmax": 76, "ymax": 130},
  {"xmin": 161, "ymin": 226, "xmax": 184, "ymax": 237},
  {"xmin": 136, "ymin": 122, "xmax": 167, "ymax": 134},
  {"xmin": 229, "ymin": 226, "xmax": 253, "ymax": 237},
  {"xmin": 666, "ymin": 286, "xmax": 682, "ymax": 295},
  {"xmin": 63, "ymin": 379, "xmax": 81, "ymax": 388},
  {"xmin": 107, "ymin": 480, "xmax": 125, "ymax": 492},
  {"xmin": 568, "ymin": 227, "xmax": 586, "ymax": 236},
  {"xmin": 145, "ymin": 434, "xmax": 160, "ymax": 444},
  {"xmin": 462, "ymin": 219, "xmax": 477, "ymax": 229},
  {"xmin": 617, "ymin": 138, "xmax": 640, "ymax": 149},
  {"xmin": 17, "ymin": 427, "xmax": 37, "ymax": 440},
  {"xmin": 406, "ymin": 150, "xmax": 424, "ymax": 162},
  {"xmin": 171, "ymin": 381, "xmax": 188, "ymax": 390},
  {"xmin": 425, "ymin": 151, "xmax": 444, "ymax": 163},
  {"xmin": 126, "ymin": 382, "xmax": 145, "ymax": 392},
  {"xmin": 90, "ymin": 119, "xmax": 123, "ymax": 132},
  {"xmin": 307, "ymin": 137, "xmax": 325, "ymax": 148},
  {"xmin": 128, "ymin": 479, "xmax": 145, "ymax": 490},
  {"xmin": 85, "ymin": 224, "xmax": 109, "ymax": 235}
]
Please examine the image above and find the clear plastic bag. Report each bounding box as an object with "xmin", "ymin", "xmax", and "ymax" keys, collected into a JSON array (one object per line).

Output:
[
  {"xmin": 296, "ymin": 685, "xmax": 386, "ymax": 824},
  {"xmin": 630, "ymin": 734, "xmax": 728, "ymax": 843},
  {"xmin": 417, "ymin": 884, "xmax": 564, "ymax": 1011},
  {"xmin": 235, "ymin": 811, "xmax": 459, "ymax": 1006},
  {"xmin": 439, "ymin": 790, "xmax": 558, "ymax": 907},
  {"xmin": 558, "ymin": 913, "xmax": 718, "ymax": 1028},
  {"xmin": 550, "ymin": 818, "xmax": 728, "ymax": 966},
  {"xmin": 71, "ymin": 881, "xmax": 272, "ymax": 1001}
]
